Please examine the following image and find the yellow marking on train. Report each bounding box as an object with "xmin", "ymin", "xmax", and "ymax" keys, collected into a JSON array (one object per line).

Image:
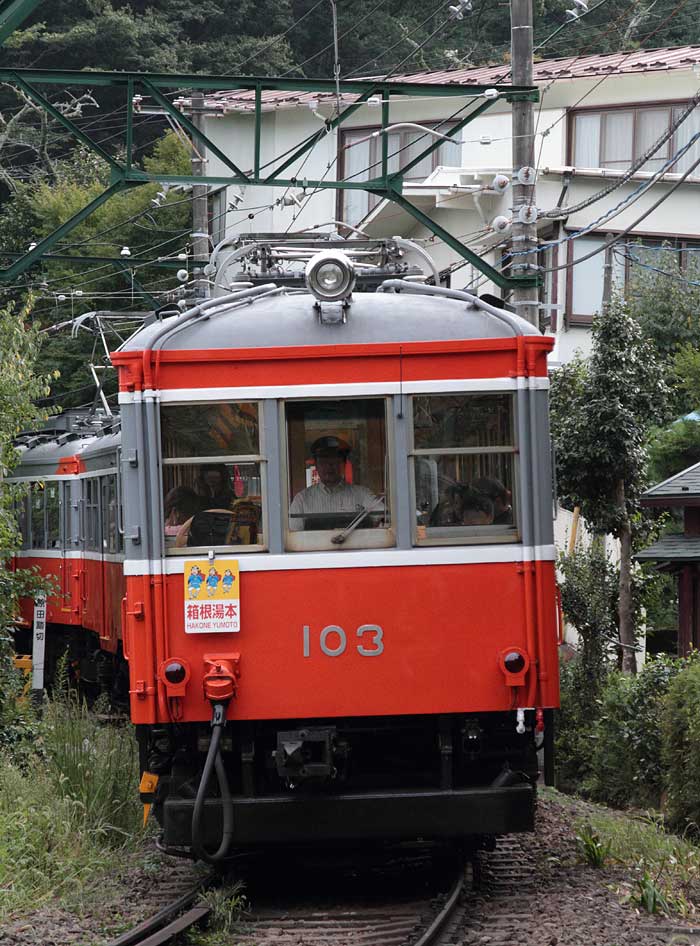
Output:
[{"xmin": 139, "ymin": 772, "xmax": 159, "ymax": 794}]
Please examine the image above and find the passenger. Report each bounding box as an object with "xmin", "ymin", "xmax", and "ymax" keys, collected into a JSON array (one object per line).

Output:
[
  {"xmin": 164, "ymin": 486, "xmax": 199, "ymax": 538},
  {"xmin": 289, "ymin": 436, "xmax": 379, "ymax": 532},
  {"xmin": 429, "ymin": 484, "xmax": 465, "ymax": 526},
  {"xmin": 193, "ymin": 464, "xmax": 234, "ymax": 510},
  {"xmin": 460, "ymin": 489, "xmax": 494, "ymax": 526},
  {"xmin": 472, "ymin": 476, "xmax": 513, "ymax": 525},
  {"xmin": 429, "ymin": 485, "xmax": 495, "ymax": 526}
]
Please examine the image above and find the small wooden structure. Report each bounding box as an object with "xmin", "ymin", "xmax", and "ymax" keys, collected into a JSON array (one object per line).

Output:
[{"xmin": 638, "ymin": 461, "xmax": 700, "ymax": 655}]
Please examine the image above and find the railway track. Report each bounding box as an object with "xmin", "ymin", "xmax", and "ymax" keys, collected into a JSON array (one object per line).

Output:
[
  {"xmin": 104, "ymin": 843, "xmax": 470, "ymax": 946},
  {"xmin": 105, "ymin": 869, "xmax": 213, "ymax": 946},
  {"xmin": 232, "ymin": 856, "xmax": 470, "ymax": 946}
]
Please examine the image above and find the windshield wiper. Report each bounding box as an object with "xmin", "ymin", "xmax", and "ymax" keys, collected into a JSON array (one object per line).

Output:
[{"xmin": 331, "ymin": 495, "xmax": 385, "ymax": 545}]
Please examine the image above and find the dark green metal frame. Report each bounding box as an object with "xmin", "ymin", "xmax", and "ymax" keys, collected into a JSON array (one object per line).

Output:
[{"xmin": 0, "ymin": 66, "xmax": 540, "ymax": 290}]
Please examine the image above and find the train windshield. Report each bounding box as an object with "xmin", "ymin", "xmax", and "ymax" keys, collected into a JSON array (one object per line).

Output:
[
  {"xmin": 160, "ymin": 402, "xmax": 265, "ymax": 552},
  {"xmin": 411, "ymin": 393, "xmax": 518, "ymax": 544},
  {"xmin": 284, "ymin": 398, "xmax": 393, "ymax": 551}
]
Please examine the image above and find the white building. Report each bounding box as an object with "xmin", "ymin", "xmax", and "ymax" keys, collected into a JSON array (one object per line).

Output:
[{"xmin": 199, "ymin": 45, "xmax": 700, "ymax": 366}]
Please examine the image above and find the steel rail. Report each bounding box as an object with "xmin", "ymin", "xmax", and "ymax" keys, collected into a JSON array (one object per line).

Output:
[
  {"xmin": 105, "ymin": 873, "xmax": 213, "ymax": 946},
  {"xmin": 410, "ymin": 865, "xmax": 466, "ymax": 946}
]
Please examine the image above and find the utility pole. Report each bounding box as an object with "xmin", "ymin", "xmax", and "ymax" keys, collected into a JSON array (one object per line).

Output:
[
  {"xmin": 510, "ymin": 0, "xmax": 539, "ymax": 327},
  {"xmin": 190, "ymin": 91, "xmax": 210, "ymax": 300}
]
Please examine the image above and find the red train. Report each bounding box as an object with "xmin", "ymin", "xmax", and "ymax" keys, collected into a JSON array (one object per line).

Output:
[{"xmin": 11, "ymin": 240, "xmax": 559, "ymax": 861}]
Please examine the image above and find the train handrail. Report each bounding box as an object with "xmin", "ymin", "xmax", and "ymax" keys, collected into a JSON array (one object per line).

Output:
[{"xmin": 376, "ymin": 279, "xmax": 531, "ymax": 337}]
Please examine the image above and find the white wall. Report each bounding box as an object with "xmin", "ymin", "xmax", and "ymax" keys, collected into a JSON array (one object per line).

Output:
[{"xmin": 203, "ymin": 65, "xmax": 700, "ymax": 360}]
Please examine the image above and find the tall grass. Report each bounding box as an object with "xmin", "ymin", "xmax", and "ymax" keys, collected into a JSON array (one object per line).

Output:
[
  {"xmin": 0, "ymin": 689, "xmax": 143, "ymax": 920},
  {"xmin": 42, "ymin": 690, "xmax": 140, "ymax": 840}
]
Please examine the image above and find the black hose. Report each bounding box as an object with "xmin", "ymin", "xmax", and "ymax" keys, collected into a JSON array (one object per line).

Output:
[{"xmin": 191, "ymin": 705, "xmax": 234, "ymax": 863}]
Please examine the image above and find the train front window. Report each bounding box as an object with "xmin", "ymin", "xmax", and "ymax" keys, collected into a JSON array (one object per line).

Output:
[
  {"xmin": 284, "ymin": 398, "xmax": 394, "ymax": 551},
  {"xmin": 411, "ymin": 394, "xmax": 518, "ymax": 544},
  {"xmin": 160, "ymin": 402, "xmax": 265, "ymax": 552}
]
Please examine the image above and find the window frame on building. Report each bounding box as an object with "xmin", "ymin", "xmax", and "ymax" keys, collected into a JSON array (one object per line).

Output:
[
  {"xmin": 337, "ymin": 121, "xmax": 462, "ymax": 225},
  {"xmin": 569, "ymin": 100, "xmax": 700, "ymax": 177},
  {"xmin": 565, "ymin": 230, "xmax": 700, "ymax": 326}
]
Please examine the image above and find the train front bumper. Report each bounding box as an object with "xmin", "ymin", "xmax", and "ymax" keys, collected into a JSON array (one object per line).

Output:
[{"xmin": 162, "ymin": 783, "xmax": 535, "ymax": 847}]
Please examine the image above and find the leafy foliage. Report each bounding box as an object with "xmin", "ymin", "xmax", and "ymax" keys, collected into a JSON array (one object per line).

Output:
[
  {"xmin": 588, "ymin": 656, "xmax": 686, "ymax": 809},
  {"xmin": 575, "ymin": 821, "xmax": 613, "ymax": 867},
  {"xmin": 0, "ymin": 133, "xmax": 191, "ymax": 406},
  {"xmin": 0, "ymin": 299, "xmax": 55, "ymax": 616},
  {"xmin": 662, "ymin": 658, "xmax": 700, "ymax": 832},
  {"xmin": 649, "ymin": 420, "xmax": 700, "ymax": 485},
  {"xmin": 551, "ymin": 298, "xmax": 668, "ymax": 536}
]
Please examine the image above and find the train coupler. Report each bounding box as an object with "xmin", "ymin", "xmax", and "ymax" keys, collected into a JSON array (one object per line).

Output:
[{"xmin": 202, "ymin": 653, "xmax": 240, "ymax": 707}]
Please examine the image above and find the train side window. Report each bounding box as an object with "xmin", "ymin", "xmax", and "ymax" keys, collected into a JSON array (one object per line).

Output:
[
  {"xmin": 101, "ymin": 475, "xmax": 118, "ymax": 554},
  {"xmin": 160, "ymin": 402, "xmax": 266, "ymax": 553},
  {"xmin": 15, "ymin": 485, "xmax": 30, "ymax": 549},
  {"xmin": 85, "ymin": 478, "xmax": 100, "ymax": 552},
  {"xmin": 410, "ymin": 394, "xmax": 518, "ymax": 545},
  {"xmin": 46, "ymin": 482, "xmax": 60, "ymax": 549},
  {"xmin": 30, "ymin": 483, "xmax": 46, "ymax": 549},
  {"xmin": 284, "ymin": 398, "xmax": 394, "ymax": 552}
]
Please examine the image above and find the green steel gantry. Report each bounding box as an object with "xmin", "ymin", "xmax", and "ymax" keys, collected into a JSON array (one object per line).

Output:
[{"xmin": 0, "ymin": 1, "xmax": 540, "ymax": 290}]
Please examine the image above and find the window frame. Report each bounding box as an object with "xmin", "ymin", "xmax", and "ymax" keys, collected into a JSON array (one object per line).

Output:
[
  {"xmin": 281, "ymin": 395, "xmax": 396, "ymax": 553},
  {"xmin": 338, "ymin": 121, "xmax": 461, "ymax": 224},
  {"xmin": 569, "ymin": 99, "xmax": 700, "ymax": 179},
  {"xmin": 565, "ymin": 231, "xmax": 700, "ymax": 326},
  {"xmin": 161, "ymin": 399, "xmax": 268, "ymax": 556},
  {"xmin": 84, "ymin": 477, "xmax": 101, "ymax": 553},
  {"xmin": 407, "ymin": 392, "xmax": 520, "ymax": 547},
  {"xmin": 30, "ymin": 482, "xmax": 46, "ymax": 550}
]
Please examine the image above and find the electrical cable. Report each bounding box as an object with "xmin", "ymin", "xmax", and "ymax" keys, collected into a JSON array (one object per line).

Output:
[
  {"xmin": 344, "ymin": 1, "xmax": 453, "ymax": 78},
  {"xmin": 506, "ymin": 123, "xmax": 700, "ymax": 262},
  {"xmin": 537, "ymin": 150, "xmax": 700, "ymax": 274},
  {"xmin": 282, "ymin": 0, "xmax": 390, "ymax": 77},
  {"xmin": 541, "ymin": 89, "xmax": 700, "ymax": 218}
]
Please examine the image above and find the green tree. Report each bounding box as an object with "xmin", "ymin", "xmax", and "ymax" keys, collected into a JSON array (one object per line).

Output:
[
  {"xmin": 0, "ymin": 300, "xmax": 55, "ymax": 696},
  {"xmin": 550, "ymin": 297, "xmax": 668, "ymax": 672},
  {"xmin": 0, "ymin": 132, "xmax": 191, "ymax": 406}
]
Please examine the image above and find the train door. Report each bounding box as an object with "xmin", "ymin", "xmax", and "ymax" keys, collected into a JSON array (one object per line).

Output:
[
  {"xmin": 82, "ymin": 476, "xmax": 103, "ymax": 634},
  {"xmin": 100, "ymin": 473, "xmax": 120, "ymax": 652},
  {"xmin": 45, "ymin": 481, "xmax": 65, "ymax": 623}
]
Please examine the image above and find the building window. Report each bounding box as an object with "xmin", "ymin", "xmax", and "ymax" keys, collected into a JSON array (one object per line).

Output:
[
  {"xmin": 566, "ymin": 233, "xmax": 700, "ymax": 326},
  {"xmin": 572, "ymin": 103, "xmax": 700, "ymax": 175},
  {"xmin": 208, "ymin": 187, "xmax": 227, "ymax": 248},
  {"xmin": 160, "ymin": 402, "xmax": 264, "ymax": 552},
  {"xmin": 410, "ymin": 393, "xmax": 518, "ymax": 545},
  {"xmin": 284, "ymin": 398, "xmax": 393, "ymax": 551},
  {"xmin": 340, "ymin": 124, "xmax": 461, "ymax": 225}
]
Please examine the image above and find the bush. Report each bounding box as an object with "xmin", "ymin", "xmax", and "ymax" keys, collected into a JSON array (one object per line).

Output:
[
  {"xmin": 588, "ymin": 655, "xmax": 683, "ymax": 808},
  {"xmin": 662, "ymin": 658, "xmax": 700, "ymax": 832},
  {"xmin": 555, "ymin": 657, "xmax": 603, "ymax": 793}
]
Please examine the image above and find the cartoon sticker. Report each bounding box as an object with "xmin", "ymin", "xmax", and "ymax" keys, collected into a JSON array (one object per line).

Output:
[{"xmin": 183, "ymin": 559, "xmax": 240, "ymax": 633}]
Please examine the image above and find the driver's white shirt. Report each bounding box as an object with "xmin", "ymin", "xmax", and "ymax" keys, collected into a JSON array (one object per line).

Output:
[{"xmin": 289, "ymin": 481, "xmax": 377, "ymax": 531}]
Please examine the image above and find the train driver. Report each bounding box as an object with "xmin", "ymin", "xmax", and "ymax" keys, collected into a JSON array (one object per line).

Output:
[{"xmin": 289, "ymin": 436, "xmax": 379, "ymax": 532}]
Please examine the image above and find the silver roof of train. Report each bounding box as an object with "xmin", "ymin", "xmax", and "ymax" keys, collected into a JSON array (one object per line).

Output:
[{"xmin": 119, "ymin": 291, "xmax": 539, "ymax": 353}]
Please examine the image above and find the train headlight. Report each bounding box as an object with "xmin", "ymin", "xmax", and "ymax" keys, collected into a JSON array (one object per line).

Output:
[
  {"xmin": 164, "ymin": 661, "xmax": 187, "ymax": 684},
  {"xmin": 499, "ymin": 648, "xmax": 530, "ymax": 687},
  {"xmin": 305, "ymin": 250, "xmax": 356, "ymax": 303}
]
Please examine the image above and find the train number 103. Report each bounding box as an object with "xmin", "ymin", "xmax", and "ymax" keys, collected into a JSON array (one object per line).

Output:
[{"xmin": 302, "ymin": 624, "xmax": 384, "ymax": 658}]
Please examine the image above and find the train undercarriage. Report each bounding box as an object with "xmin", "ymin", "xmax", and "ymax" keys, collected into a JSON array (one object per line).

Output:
[{"xmin": 137, "ymin": 711, "xmax": 543, "ymax": 852}]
